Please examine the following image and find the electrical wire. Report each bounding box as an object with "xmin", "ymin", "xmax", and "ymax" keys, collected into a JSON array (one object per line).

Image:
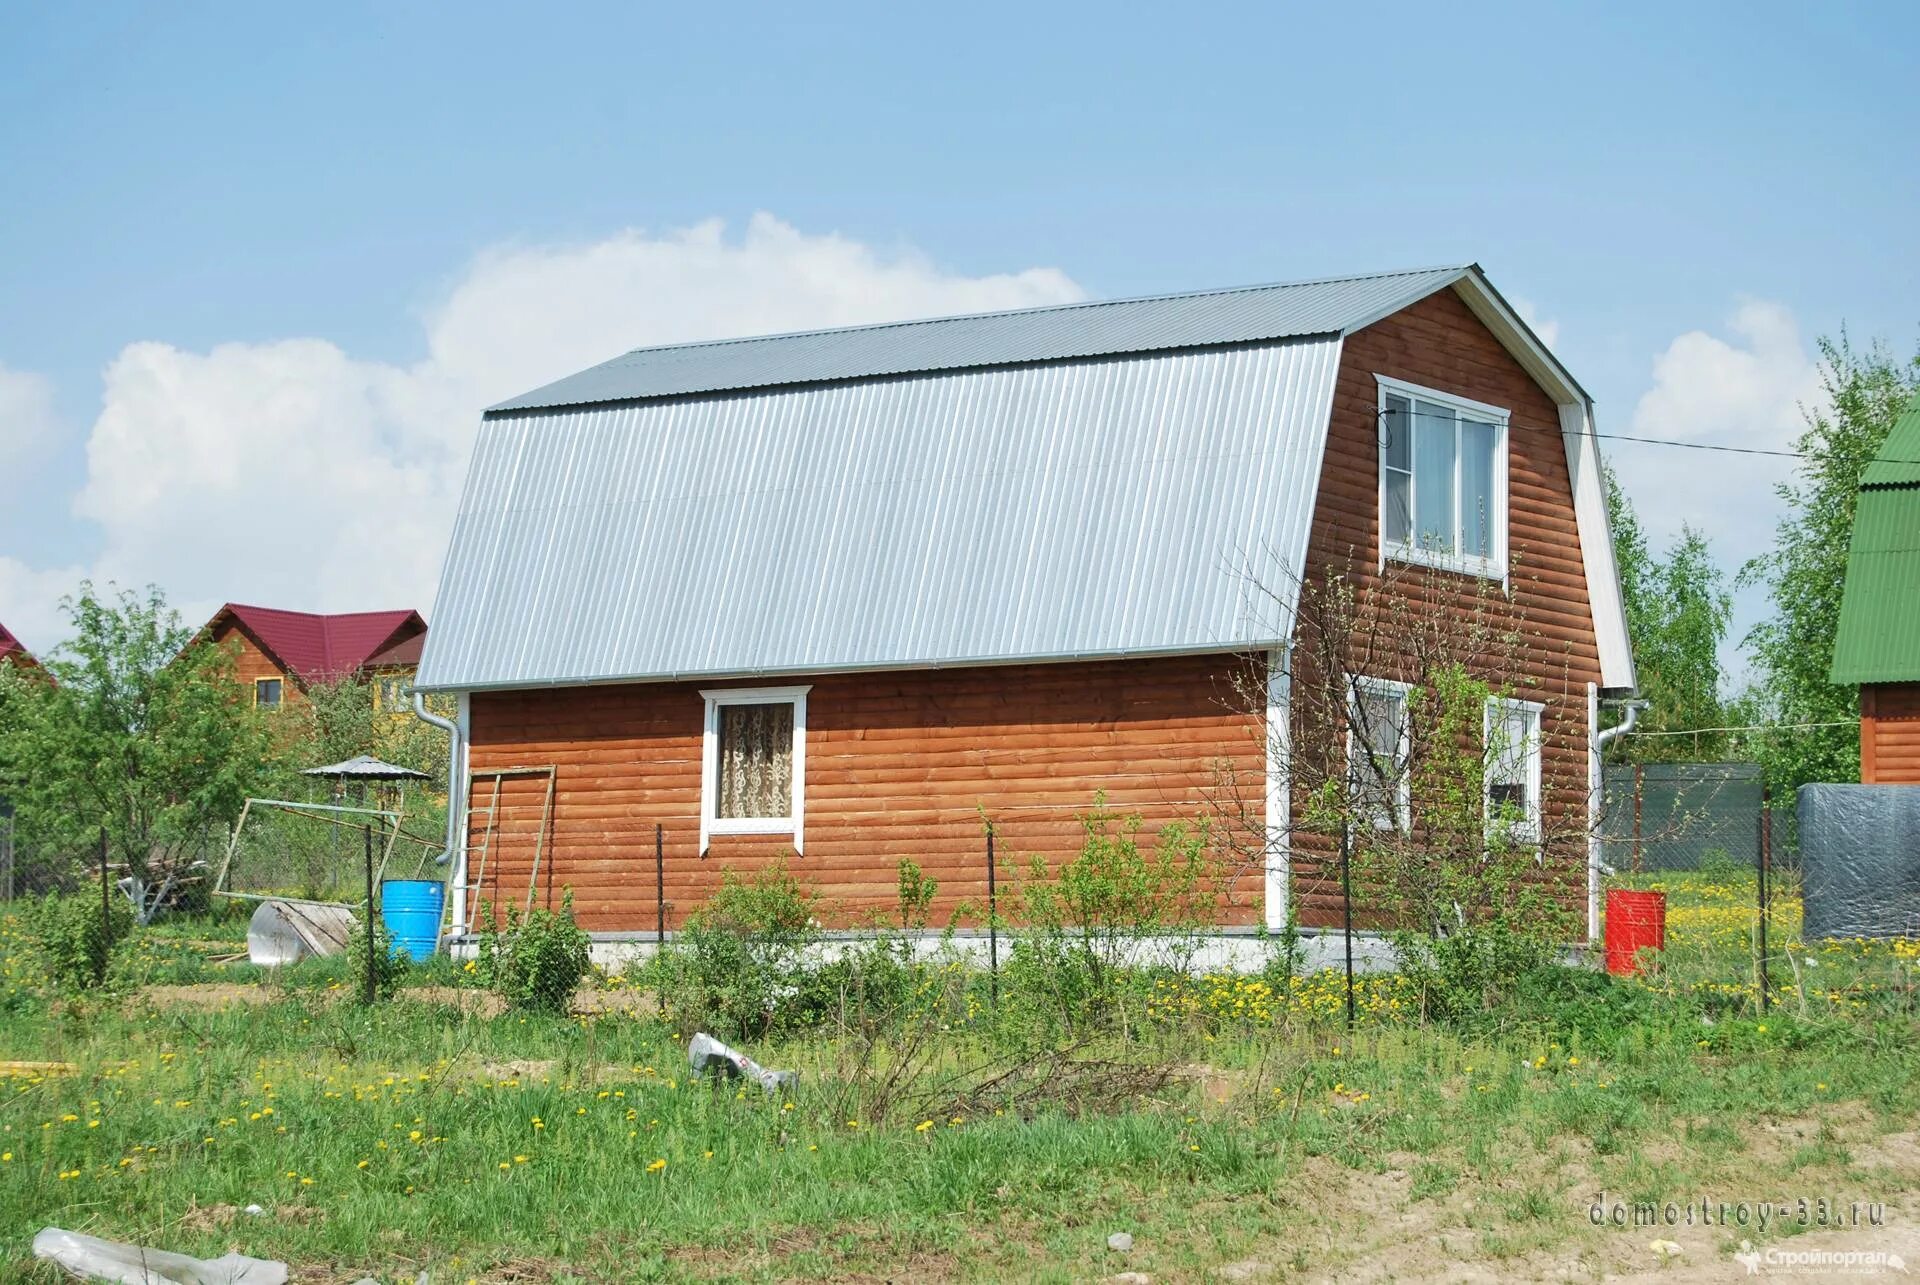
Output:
[{"xmin": 1378, "ymin": 405, "xmax": 1920, "ymax": 469}]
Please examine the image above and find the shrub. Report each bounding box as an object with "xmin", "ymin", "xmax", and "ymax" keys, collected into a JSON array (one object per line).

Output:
[
  {"xmin": 654, "ymin": 861, "xmax": 819, "ymax": 1039},
  {"xmin": 28, "ymin": 891, "xmax": 132, "ymax": 991},
  {"xmin": 343, "ymin": 915, "xmax": 409, "ymax": 1003},
  {"xmin": 476, "ymin": 890, "xmax": 593, "ymax": 1015},
  {"xmin": 1006, "ymin": 801, "xmax": 1216, "ymax": 1036}
]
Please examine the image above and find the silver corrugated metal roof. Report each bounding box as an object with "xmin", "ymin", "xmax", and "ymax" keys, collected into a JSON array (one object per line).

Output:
[
  {"xmin": 489, "ymin": 266, "xmax": 1467, "ymax": 412},
  {"xmin": 418, "ymin": 336, "xmax": 1342, "ymax": 690}
]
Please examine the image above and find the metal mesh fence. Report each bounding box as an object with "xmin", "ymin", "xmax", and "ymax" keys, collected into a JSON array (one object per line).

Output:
[
  {"xmin": 1600, "ymin": 762, "xmax": 1797, "ymax": 875},
  {"xmin": 0, "ymin": 816, "xmax": 89, "ymax": 901}
]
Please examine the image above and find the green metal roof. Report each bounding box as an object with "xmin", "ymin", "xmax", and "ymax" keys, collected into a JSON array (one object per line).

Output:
[
  {"xmin": 1832, "ymin": 394, "xmax": 1920, "ymax": 683},
  {"xmin": 1861, "ymin": 393, "xmax": 1920, "ymax": 489}
]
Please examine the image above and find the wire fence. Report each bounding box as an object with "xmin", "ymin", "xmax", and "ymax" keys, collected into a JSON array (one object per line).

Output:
[{"xmin": 1599, "ymin": 762, "xmax": 1798, "ymax": 875}]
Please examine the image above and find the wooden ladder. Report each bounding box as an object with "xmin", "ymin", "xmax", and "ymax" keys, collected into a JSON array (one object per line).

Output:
[{"xmin": 457, "ymin": 766, "xmax": 558, "ymax": 928}]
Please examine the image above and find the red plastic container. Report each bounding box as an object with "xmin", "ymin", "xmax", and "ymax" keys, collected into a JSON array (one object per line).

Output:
[{"xmin": 1604, "ymin": 889, "xmax": 1666, "ymax": 976}]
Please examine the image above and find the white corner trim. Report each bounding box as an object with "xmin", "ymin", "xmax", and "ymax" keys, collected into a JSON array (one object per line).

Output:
[
  {"xmin": 1558, "ymin": 403, "xmax": 1635, "ymax": 689},
  {"xmin": 1264, "ymin": 647, "xmax": 1291, "ymax": 932},
  {"xmin": 451, "ymin": 691, "xmax": 472, "ymax": 936},
  {"xmin": 1585, "ymin": 681, "xmax": 1600, "ymax": 944},
  {"xmin": 699, "ymin": 684, "xmax": 811, "ymax": 854}
]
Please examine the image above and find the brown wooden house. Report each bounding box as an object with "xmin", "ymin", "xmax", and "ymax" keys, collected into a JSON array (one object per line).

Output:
[
  {"xmin": 201, "ymin": 603, "xmax": 428, "ymax": 711},
  {"xmin": 1831, "ymin": 393, "xmax": 1920, "ymax": 783},
  {"xmin": 414, "ymin": 265, "xmax": 1635, "ymax": 957}
]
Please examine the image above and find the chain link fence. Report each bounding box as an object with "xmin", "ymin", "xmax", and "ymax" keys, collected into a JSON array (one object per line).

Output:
[{"xmin": 1600, "ymin": 762, "xmax": 1797, "ymax": 875}]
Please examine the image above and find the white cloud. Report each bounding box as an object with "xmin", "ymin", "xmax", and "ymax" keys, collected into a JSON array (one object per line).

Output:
[
  {"xmin": 1615, "ymin": 299, "xmax": 1827, "ymax": 683},
  {"xmin": 1510, "ymin": 296, "xmax": 1561, "ymax": 351},
  {"xmin": 0, "ymin": 360, "xmax": 59, "ymax": 473},
  {"xmin": 1618, "ymin": 299, "xmax": 1822, "ymax": 551},
  {"xmin": 11, "ymin": 214, "xmax": 1084, "ymax": 648}
]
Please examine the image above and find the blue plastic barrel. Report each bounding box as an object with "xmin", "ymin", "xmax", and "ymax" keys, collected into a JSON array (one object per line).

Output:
[{"xmin": 380, "ymin": 879, "xmax": 445, "ymax": 962}]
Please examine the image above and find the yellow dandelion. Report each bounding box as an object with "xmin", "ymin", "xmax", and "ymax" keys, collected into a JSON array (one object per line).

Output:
[
  {"xmin": 915, "ymin": 1120, "xmax": 934, "ymax": 1133},
  {"xmin": 647, "ymin": 1158, "xmax": 666, "ymax": 1173}
]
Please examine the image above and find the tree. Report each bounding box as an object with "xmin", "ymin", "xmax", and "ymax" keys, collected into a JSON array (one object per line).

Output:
[
  {"xmin": 1741, "ymin": 335, "xmax": 1920, "ymax": 794},
  {"xmin": 1604, "ymin": 468, "xmax": 1734, "ymax": 762},
  {"xmin": 0, "ymin": 584, "xmax": 274, "ymax": 892},
  {"xmin": 1210, "ymin": 555, "xmax": 1586, "ymax": 1013}
]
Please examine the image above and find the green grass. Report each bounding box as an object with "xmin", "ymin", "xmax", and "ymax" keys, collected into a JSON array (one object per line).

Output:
[{"xmin": 2, "ymin": 879, "xmax": 1917, "ymax": 1281}]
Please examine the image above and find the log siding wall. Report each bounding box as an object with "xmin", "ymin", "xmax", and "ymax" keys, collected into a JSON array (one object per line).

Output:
[
  {"xmin": 1285, "ymin": 288, "xmax": 1602, "ymax": 925},
  {"xmin": 465, "ymin": 654, "xmax": 1265, "ymax": 933},
  {"xmin": 211, "ymin": 624, "xmax": 301, "ymax": 712},
  {"xmin": 1862, "ymin": 683, "xmax": 1920, "ymax": 784}
]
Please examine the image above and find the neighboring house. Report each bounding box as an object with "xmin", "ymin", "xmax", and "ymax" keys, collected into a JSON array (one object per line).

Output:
[
  {"xmin": 200, "ymin": 604, "xmax": 428, "ymax": 710},
  {"xmin": 1831, "ymin": 393, "xmax": 1920, "ymax": 784},
  {"xmin": 414, "ymin": 265, "xmax": 1634, "ymax": 951},
  {"xmin": 0, "ymin": 621, "xmax": 37, "ymax": 671}
]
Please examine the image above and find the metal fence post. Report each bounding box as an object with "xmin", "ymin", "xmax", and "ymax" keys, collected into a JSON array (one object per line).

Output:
[
  {"xmin": 1632, "ymin": 763, "xmax": 1644, "ymax": 874},
  {"xmin": 1340, "ymin": 813, "xmax": 1355, "ymax": 1030},
  {"xmin": 97, "ymin": 827, "xmax": 110, "ymax": 987},
  {"xmin": 1758, "ymin": 784, "xmax": 1771, "ymax": 1011},
  {"xmin": 363, "ymin": 824, "xmax": 377, "ymax": 1005},
  {"xmin": 986, "ymin": 824, "xmax": 999, "ymax": 1009},
  {"xmin": 655, "ymin": 824, "xmax": 666, "ymax": 945}
]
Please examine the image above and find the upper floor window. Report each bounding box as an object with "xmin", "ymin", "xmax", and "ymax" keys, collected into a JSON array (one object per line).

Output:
[
  {"xmin": 1377, "ymin": 376, "xmax": 1509, "ymax": 579},
  {"xmin": 375, "ymin": 677, "xmax": 407, "ymax": 711},
  {"xmin": 254, "ymin": 677, "xmax": 283, "ymax": 709},
  {"xmin": 699, "ymin": 685, "xmax": 809, "ymax": 852}
]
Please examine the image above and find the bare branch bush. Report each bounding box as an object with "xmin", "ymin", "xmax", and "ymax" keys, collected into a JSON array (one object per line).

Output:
[{"xmin": 1207, "ymin": 549, "xmax": 1591, "ymax": 1012}]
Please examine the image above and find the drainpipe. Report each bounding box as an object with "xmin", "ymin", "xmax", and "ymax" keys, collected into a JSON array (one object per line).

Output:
[
  {"xmin": 413, "ymin": 691, "xmax": 465, "ymax": 935},
  {"xmin": 1589, "ymin": 697, "xmax": 1647, "ymax": 945}
]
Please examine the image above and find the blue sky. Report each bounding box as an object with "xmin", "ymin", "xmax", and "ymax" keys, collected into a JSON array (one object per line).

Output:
[{"xmin": 1, "ymin": 1, "xmax": 1916, "ymax": 670}]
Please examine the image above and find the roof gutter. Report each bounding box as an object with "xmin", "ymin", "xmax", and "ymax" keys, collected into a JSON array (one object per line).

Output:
[{"xmin": 412, "ymin": 692, "xmax": 462, "ymax": 871}]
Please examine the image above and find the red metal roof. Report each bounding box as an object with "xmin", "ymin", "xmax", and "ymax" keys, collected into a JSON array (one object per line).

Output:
[
  {"xmin": 211, "ymin": 604, "xmax": 426, "ymax": 684},
  {"xmin": 0, "ymin": 620, "xmax": 33, "ymax": 667}
]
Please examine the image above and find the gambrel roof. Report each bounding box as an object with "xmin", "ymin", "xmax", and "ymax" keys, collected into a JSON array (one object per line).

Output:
[{"xmin": 418, "ymin": 265, "xmax": 1632, "ymax": 692}]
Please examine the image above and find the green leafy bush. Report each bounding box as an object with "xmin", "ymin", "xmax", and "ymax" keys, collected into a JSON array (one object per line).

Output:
[
  {"xmin": 1005, "ymin": 801, "xmax": 1216, "ymax": 1037},
  {"xmin": 28, "ymin": 891, "xmax": 132, "ymax": 991},
  {"xmin": 653, "ymin": 861, "xmax": 819, "ymax": 1039},
  {"xmin": 343, "ymin": 915, "xmax": 409, "ymax": 1003},
  {"xmin": 476, "ymin": 891, "xmax": 593, "ymax": 1015}
]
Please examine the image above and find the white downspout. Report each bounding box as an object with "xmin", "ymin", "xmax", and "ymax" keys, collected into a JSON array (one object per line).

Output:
[
  {"xmin": 1589, "ymin": 695, "xmax": 1645, "ymax": 945},
  {"xmin": 413, "ymin": 691, "xmax": 466, "ymax": 939}
]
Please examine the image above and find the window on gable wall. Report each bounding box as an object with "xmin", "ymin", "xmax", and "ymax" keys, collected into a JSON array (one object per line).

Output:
[
  {"xmin": 1485, "ymin": 697, "xmax": 1543, "ymax": 839},
  {"xmin": 1347, "ymin": 678, "xmax": 1410, "ymax": 832},
  {"xmin": 1378, "ymin": 376, "xmax": 1508, "ymax": 579},
  {"xmin": 700, "ymin": 686, "xmax": 809, "ymax": 851},
  {"xmin": 254, "ymin": 678, "xmax": 282, "ymax": 709}
]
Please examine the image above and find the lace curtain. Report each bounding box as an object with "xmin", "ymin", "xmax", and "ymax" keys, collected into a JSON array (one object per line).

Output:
[{"xmin": 718, "ymin": 702, "xmax": 794, "ymax": 819}]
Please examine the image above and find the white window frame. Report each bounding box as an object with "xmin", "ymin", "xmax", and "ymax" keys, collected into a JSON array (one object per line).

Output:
[
  {"xmin": 1375, "ymin": 374, "xmax": 1510, "ymax": 582},
  {"xmin": 1484, "ymin": 696, "xmax": 1544, "ymax": 841},
  {"xmin": 699, "ymin": 685, "xmax": 810, "ymax": 853},
  {"xmin": 1347, "ymin": 676, "xmax": 1412, "ymax": 833}
]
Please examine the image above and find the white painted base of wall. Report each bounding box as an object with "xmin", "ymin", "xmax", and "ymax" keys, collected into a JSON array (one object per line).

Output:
[{"xmin": 545, "ymin": 928, "xmax": 1404, "ymax": 977}]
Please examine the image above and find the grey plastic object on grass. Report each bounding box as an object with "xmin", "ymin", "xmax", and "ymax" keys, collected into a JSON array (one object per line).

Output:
[
  {"xmin": 687, "ymin": 1032, "xmax": 798, "ymax": 1094},
  {"xmin": 32, "ymin": 1227, "xmax": 288, "ymax": 1285}
]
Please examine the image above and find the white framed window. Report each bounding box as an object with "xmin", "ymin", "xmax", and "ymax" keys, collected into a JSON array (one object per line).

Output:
[
  {"xmin": 699, "ymin": 685, "xmax": 809, "ymax": 852},
  {"xmin": 1347, "ymin": 677, "xmax": 1411, "ymax": 832},
  {"xmin": 1485, "ymin": 697, "xmax": 1543, "ymax": 839},
  {"xmin": 1376, "ymin": 375, "xmax": 1509, "ymax": 579}
]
